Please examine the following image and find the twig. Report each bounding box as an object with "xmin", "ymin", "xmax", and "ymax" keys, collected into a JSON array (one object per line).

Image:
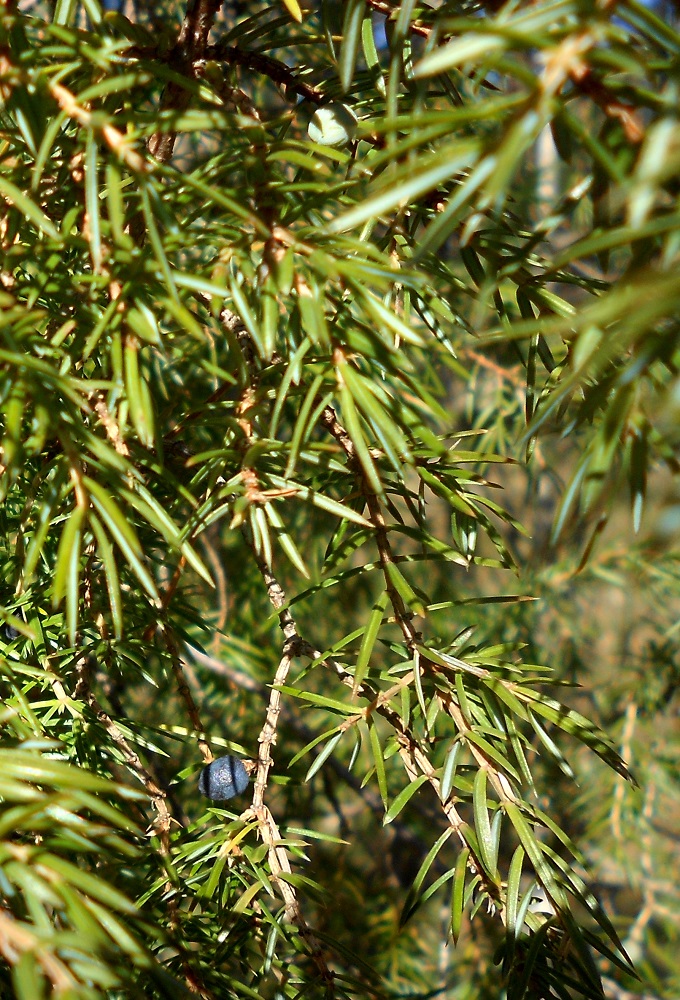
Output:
[
  {"xmin": 320, "ymin": 397, "xmax": 513, "ymax": 800},
  {"xmin": 75, "ymin": 654, "xmax": 214, "ymax": 996},
  {"xmin": 253, "ymin": 648, "xmax": 292, "ymax": 816},
  {"xmin": 91, "ymin": 391, "xmax": 130, "ymax": 458},
  {"xmin": 143, "ymin": 556, "xmax": 187, "ymax": 637},
  {"xmin": 206, "ymin": 42, "xmax": 325, "ymax": 105},
  {"xmin": 187, "ymin": 644, "xmax": 380, "ymax": 802},
  {"xmin": 81, "ymin": 679, "xmax": 170, "ymax": 822},
  {"xmin": 297, "ymin": 636, "xmax": 474, "ymax": 850},
  {"xmin": 199, "ymin": 531, "xmax": 229, "ymax": 638},
  {"xmin": 49, "ymin": 82, "xmax": 148, "ymax": 173},
  {"xmin": 225, "ymin": 308, "xmax": 335, "ymax": 990},
  {"xmin": 321, "ymin": 400, "xmax": 420, "ymax": 653},
  {"xmin": 148, "ymin": 0, "xmax": 222, "ymax": 163},
  {"xmin": 459, "ymin": 347, "xmax": 524, "ymax": 386},
  {"xmin": 243, "ymin": 562, "xmax": 334, "ymax": 987},
  {"xmin": 363, "ymin": 0, "xmax": 432, "ymax": 37},
  {"xmin": 252, "ymin": 650, "xmax": 300, "ymax": 925},
  {"xmin": 117, "ymin": 39, "xmax": 324, "ymax": 108},
  {"xmin": 623, "ymin": 780, "xmax": 658, "ymax": 967},
  {"xmin": 317, "ymin": 401, "xmax": 509, "ymax": 893}
]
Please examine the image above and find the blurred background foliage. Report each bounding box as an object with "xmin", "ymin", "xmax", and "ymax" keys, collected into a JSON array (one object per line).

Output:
[{"xmin": 1, "ymin": 0, "xmax": 679, "ymax": 997}]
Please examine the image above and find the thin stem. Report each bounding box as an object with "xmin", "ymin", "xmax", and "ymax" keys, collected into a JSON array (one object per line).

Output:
[
  {"xmin": 206, "ymin": 42, "xmax": 325, "ymax": 104},
  {"xmin": 148, "ymin": 0, "xmax": 222, "ymax": 162}
]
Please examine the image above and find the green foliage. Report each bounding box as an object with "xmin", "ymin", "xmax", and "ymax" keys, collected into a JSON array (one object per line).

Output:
[{"xmin": 1, "ymin": 0, "xmax": 679, "ymax": 997}]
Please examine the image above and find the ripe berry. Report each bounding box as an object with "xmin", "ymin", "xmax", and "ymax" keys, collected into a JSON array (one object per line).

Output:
[{"xmin": 198, "ymin": 755, "xmax": 250, "ymax": 801}]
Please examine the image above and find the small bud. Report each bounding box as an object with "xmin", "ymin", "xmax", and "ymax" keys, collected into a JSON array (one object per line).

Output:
[
  {"xmin": 198, "ymin": 755, "xmax": 250, "ymax": 801},
  {"xmin": 308, "ymin": 104, "xmax": 358, "ymax": 147}
]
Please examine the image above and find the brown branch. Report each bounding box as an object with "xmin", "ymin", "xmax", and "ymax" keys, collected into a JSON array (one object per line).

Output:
[
  {"xmin": 148, "ymin": 0, "xmax": 222, "ymax": 163},
  {"xmin": 253, "ymin": 648, "xmax": 292, "ymax": 815},
  {"xmin": 247, "ymin": 529, "xmax": 492, "ymax": 895},
  {"xmin": 81, "ymin": 681, "xmax": 169, "ymax": 822},
  {"xmin": 363, "ymin": 0, "xmax": 432, "ymax": 37},
  {"xmin": 611, "ymin": 699, "xmax": 637, "ymax": 842},
  {"xmin": 315, "ymin": 403, "xmax": 509, "ymax": 894},
  {"xmin": 73, "ymin": 468, "xmax": 216, "ymax": 995},
  {"xmin": 538, "ymin": 33, "xmax": 643, "ymax": 144},
  {"xmin": 116, "ymin": 40, "xmax": 324, "ymax": 108},
  {"xmin": 298, "ymin": 637, "xmax": 472, "ymax": 846},
  {"xmin": 249, "ymin": 544, "xmax": 299, "ymax": 645},
  {"xmin": 206, "ymin": 43, "xmax": 325, "ymax": 105},
  {"xmin": 459, "ymin": 347, "xmax": 524, "ymax": 386},
  {"xmin": 246, "ymin": 556, "xmax": 318, "ymax": 925},
  {"xmin": 141, "ymin": 557, "xmax": 187, "ymax": 641},
  {"xmin": 73, "ymin": 556, "xmax": 178, "ymax": 834},
  {"xmin": 224, "ymin": 308, "xmax": 334, "ymax": 990},
  {"xmin": 243, "ymin": 559, "xmax": 334, "ymax": 987},
  {"xmin": 251, "ymin": 651, "xmax": 301, "ymax": 927},
  {"xmin": 137, "ymin": 550, "xmax": 213, "ymax": 766},
  {"xmin": 187, "ymin": 643, "xmax": 452, "ymax": 867},
  {"xmin": 321, "ymin": 400, "xmax": 420, "ymax": 652}
]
